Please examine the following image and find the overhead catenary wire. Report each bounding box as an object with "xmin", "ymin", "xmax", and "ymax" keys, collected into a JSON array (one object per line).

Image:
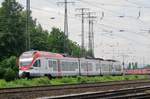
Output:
[
  {"xmin": 79, "ymin": 0, "xmax": 150, "ymax": 27},
  {"xmin": 10, "ymin": 0, "xmax": 150, "ymax": 49},
  {"xmin": 27, "ymin": 3, "xmax": 150, "ymax": 47},
  {"xmin": 75, "ymin": 8, "xmax": 89, "ymax": 56}
]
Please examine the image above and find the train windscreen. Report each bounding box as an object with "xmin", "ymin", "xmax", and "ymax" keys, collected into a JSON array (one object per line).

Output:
[
  {"xmin": 20, "ymin": 61, "xmax": 32, "ymax": 66},
  {"xmin": 19, "ymin": 51, "xmax": 35, "ymax": 66}
]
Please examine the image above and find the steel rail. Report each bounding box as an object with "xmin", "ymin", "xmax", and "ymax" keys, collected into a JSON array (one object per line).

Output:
[
  {"xmin": 0, "ymin": 79, "xmax": 150, "ymax": 94},
  {"xmin": 46, "ymin": 86, "xmax": 150, "ymax": 99},
  {"xmin": 1, "ymin": 79, "xmax": 150, "ymax": 99}
]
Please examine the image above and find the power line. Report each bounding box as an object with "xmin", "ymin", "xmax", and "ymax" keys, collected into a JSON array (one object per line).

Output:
[
  {"xmin": 125, "ymin": 0, "xmax": 150, "ymax": 8},
  {"xmin": 95, "ymin": 24, "xmax": 150, "ymax": 46},
  {"xmin": 86, "ymin": 2, "xmax": 138, "ymax": 8},
  {"xmin": 30, "ymin": 5, "xmax": 149, "ymax": 47},
  {"xmin": 75, "ymin": 8, "xmax": 89, "ymax": 57},
  {"xmin": 57, "ymin": 0, "xmax": 75, "ymax": 54},
  {"xmin": 28, "ymin": 0, "xmax": 150, "ymax": 35},
  {"xmin": 79, "ymin": 0, "xmax": 150, "ymax": 27},
  {"xmin": 26, "ymin": 0, "xmax": 30, "ymax": 51},
  {"xmin": 85, "ymin": 12, "xmax": 97, "ymax": 57},
  {"xmin": 23, "ymin": 0, "xmax": 150, "ymax": 47},
  {"xmin": 98, "ymin": 23, "xmax": 150, "ymax": 39},
  {"xmin": 57, "ymin": 0, "xmax": 75, "ymax": 37}
]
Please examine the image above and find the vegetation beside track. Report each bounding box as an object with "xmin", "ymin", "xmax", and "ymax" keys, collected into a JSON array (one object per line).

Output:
[{"xmin": 0, "ymin": 75, "xmax": 149, "ymax": 88}]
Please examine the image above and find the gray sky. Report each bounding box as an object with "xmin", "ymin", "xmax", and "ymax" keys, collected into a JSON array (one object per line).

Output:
[{"xmin": 1, "ymin": 0, "xmax": 150, "ymax": 65}]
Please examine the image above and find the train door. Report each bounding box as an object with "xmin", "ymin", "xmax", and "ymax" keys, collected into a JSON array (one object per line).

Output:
[
  {"xmin": 48, "ymin": 59, "xmax": 58, "ymax": 77},
  {"xmin": 110, "ymin": 62, "xmax": 115, "ymax": 75},
  {"xmin": 94, "ymin": 61, "xmax": 100, "ymax": 76},
  {"xmin": 100, "ymin": 61, "xmax": 104, "ymax": 75},
  {"xmin": 32, "ymin": 59, "xmax": 41, "ymax": 77},
  {"xmin": 80, "ymin": 59, "xmax": 88, "ymax": 76},
  {"xmin": 105, "ymin": 61, "xmax": 110, "ymax": 75},
  {"xmin": 39, "ymin": 58, "xmax": 50, "ymax": 76},
  {"xmin": 99, "ymin": 60, "xmax": 102, "ymax": 76}
]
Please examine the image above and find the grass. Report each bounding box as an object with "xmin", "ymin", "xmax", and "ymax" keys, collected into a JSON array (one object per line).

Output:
[{"xmin": 0, "ymin": 75, "xmax": 149, "ymax": 88}]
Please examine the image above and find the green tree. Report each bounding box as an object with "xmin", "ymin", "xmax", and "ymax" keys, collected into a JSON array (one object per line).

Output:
[
  {"xmin": 128, "ymin": 62, "xmax": 132, "ymax": 69},
  {"xmin": 30, "ymin": 24, "xmax": 49, "ymax": 51},
  {"xmin": 68, "ymin": 40, "xmax": 81, "ymax": 57},
  {"xmin": 0, "ymin": 0, "xmax": 26, "ymax": 59},
  {"xmin": 0, "ymin": 56, "xmax": 18, "ymax": 80},
  {"xmin": 131, "ymin": 62, "xmax": 135, "ymax": 69},
  {"xmin": 48, "ymin": 27, "xmax": 86, "ymax": 57},
  {"xmin": 4, "ymin": 68, "xmax": 16, "ymax": 81},
  {"xmin": 48, "ymin": 28, "xmax": 67, "ymax": 53},
  {"xmin": 134, "ymin": 62, "xmax": 138, "ymax": 69},
  {"xmin": 145, "ymin": 64, "xmax": 150, "ymax": 68},
  {"xmin": 86, "ymin": 50, "xmax": 94, "ymax": 58}
]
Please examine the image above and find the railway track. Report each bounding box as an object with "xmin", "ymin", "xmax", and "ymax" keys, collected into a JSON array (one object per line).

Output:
[
  {"xmin": 45, "ymin": 86, "xmax": 150, "ymax": 99},
  {"xmin": 1, "ymin": 79, "xmax": 150, "ymax": 99}
]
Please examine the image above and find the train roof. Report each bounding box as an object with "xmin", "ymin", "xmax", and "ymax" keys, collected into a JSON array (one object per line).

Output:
[
  {"xmin": 37, "ymin": 51, "xmax": 64, "ymax": 58},
  {"xmin": 21, "ymin": 51, "xmax": 64, "ymax": 58},
  {"xmin": 21, "ymin": 51, "xmax": 120, "ymax": 62},
  {"xmin": 85, "ymin": 57, "xmax": 104, "ymax": 60},
  {"xmin": 104, "ymin": 59, "xmax": 119, "ymax": 62}
]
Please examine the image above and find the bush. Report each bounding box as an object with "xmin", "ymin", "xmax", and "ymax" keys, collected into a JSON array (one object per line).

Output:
[
  {"xmin": 77, "ymin": 76, "xmax": 87, "ymax": 84},
  {"xmin": 0, "ymin": 56, "xmax": 18, "ymax": 81},
  {"xmin": 0, "ymin": 80, "xmax": 7, "ymax": 88},
  {"xmin": 0, "ymin": 56, "xmax": 17, "ymax": 68},
  {"xmin": 4, "ymin": 68, "xmax": 16, "ymax": 81},
  {"xmin": 32, "ymin": 77, "xmax": 51, "ymax": 86},
  {"xmin": 0, "ymin": 68, "xmax": 5, "ymax": 79}
]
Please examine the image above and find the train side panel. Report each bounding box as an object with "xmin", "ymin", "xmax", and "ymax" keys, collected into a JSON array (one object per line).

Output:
[
  {"xmin": 112, "ymin": 62, "xmax": 123, "ymax": 75},
  {"xmin": 59, "ymin": 58, "xmax": 79, "ymax": 76},
  {"xmin": 79, "ymin": 59, "xmax": 100, "ymax": 76},
  {"xmin": 101, "ymin": 61, "xmax": 110, "ymax": 75}
]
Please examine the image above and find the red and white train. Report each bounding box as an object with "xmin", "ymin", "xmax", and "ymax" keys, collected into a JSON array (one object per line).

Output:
[
  {"xmin": 18, "ymin": 51, "xmax": 124, "ymax": 78},
  {"xmin": 125, "ymin": 69, "xmax": 150, "ymax": 75}
]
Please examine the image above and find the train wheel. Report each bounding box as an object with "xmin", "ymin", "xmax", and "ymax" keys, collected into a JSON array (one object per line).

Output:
[
  {"xmin": 22, "ymin": 72, "xmax": 30, "ymax": 79},
  {"xmin": 26, "ymin": 73, "xmax": 31, "ymax": 79},
  {"xmin": 45, "ymin": 74, "xmax": 52, "ymax": 79}
]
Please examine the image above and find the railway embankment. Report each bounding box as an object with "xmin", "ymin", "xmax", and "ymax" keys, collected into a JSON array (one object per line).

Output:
[
  {"xmin": 1, "ymin": 79, "xmax": 150, "ymax": 99},
  {"xmin": 0, "ymin": 75, "xmax": 148, "ymax": 88}
]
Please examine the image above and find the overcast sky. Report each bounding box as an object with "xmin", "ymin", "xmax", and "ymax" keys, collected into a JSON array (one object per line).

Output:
[{"xmin": 1, "ymin": 0, "xmax": 150, "ymax": 65}]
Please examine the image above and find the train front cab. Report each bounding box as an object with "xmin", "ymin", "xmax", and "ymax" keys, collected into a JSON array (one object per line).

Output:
[{"xmin": 19, "ymin": 58, "xmax": 43, "ymax": 78}]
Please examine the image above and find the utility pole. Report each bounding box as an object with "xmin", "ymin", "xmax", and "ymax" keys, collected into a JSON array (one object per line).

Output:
[
  {"xmin": 75, "ymin": 8, "xmax": 89, "ymax": 57},
  {"xmin": 26, "ymin": 0, "xmax": 30, "ymax": 51},
  {"xmin": 57, "ymin": 0, "xmax": 75, "ymax": 53},
  {"xmin": 85, "ymin": 12, "xmax": 97, "ymax": 58}
]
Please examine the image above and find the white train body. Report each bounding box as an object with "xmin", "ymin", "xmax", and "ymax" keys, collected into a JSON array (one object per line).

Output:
[{"xmin": 18, "ymin": 51, "xmax": 123, "ymax": 78}]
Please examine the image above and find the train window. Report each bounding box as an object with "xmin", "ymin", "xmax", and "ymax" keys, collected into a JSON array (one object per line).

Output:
[
  {"xmin": 48, "ymin": 60, "xmax": 57, "ymax": 71},
  {"xmin": 49, "ymin": 60, "xmax": 52, "ymax": 67},
  {"xmin": 61, "ymin": 61, "xmax": 78, "ymax": 71},
  {"xmin": 96, "ymin": 63, "xmax": 100, "ymax": 71},
  {"xmin": 109, "ymin": 64, "xmax": 113, "ymax": 70},
  {"xmin": 81, "ymin": 62, "xmax": 87, "ymax": 71},
  {"xmin": 20, "ymin": 61, "xmax": 31, "ymax": 67},
  {"xmin": 71, "ymin": 62, "xmax": 78, "ymax": 71},
  {"xmin": 61, "ymin": 61, "xmax": 68, "ymax": 71},
  {"xmin": 33, "ymin": 60, "xmax": 41, "ymax": 67},
  {"xmin": 88, "ymin": 63, "xmax": 93, "ymax": 71},
  {"xmin": 101, "ymin": 63, "xmax": 109, "ymax": 71},
  {"xmin": 115, "ymin": 64, "xmax": 121, "ymax": 71}
]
